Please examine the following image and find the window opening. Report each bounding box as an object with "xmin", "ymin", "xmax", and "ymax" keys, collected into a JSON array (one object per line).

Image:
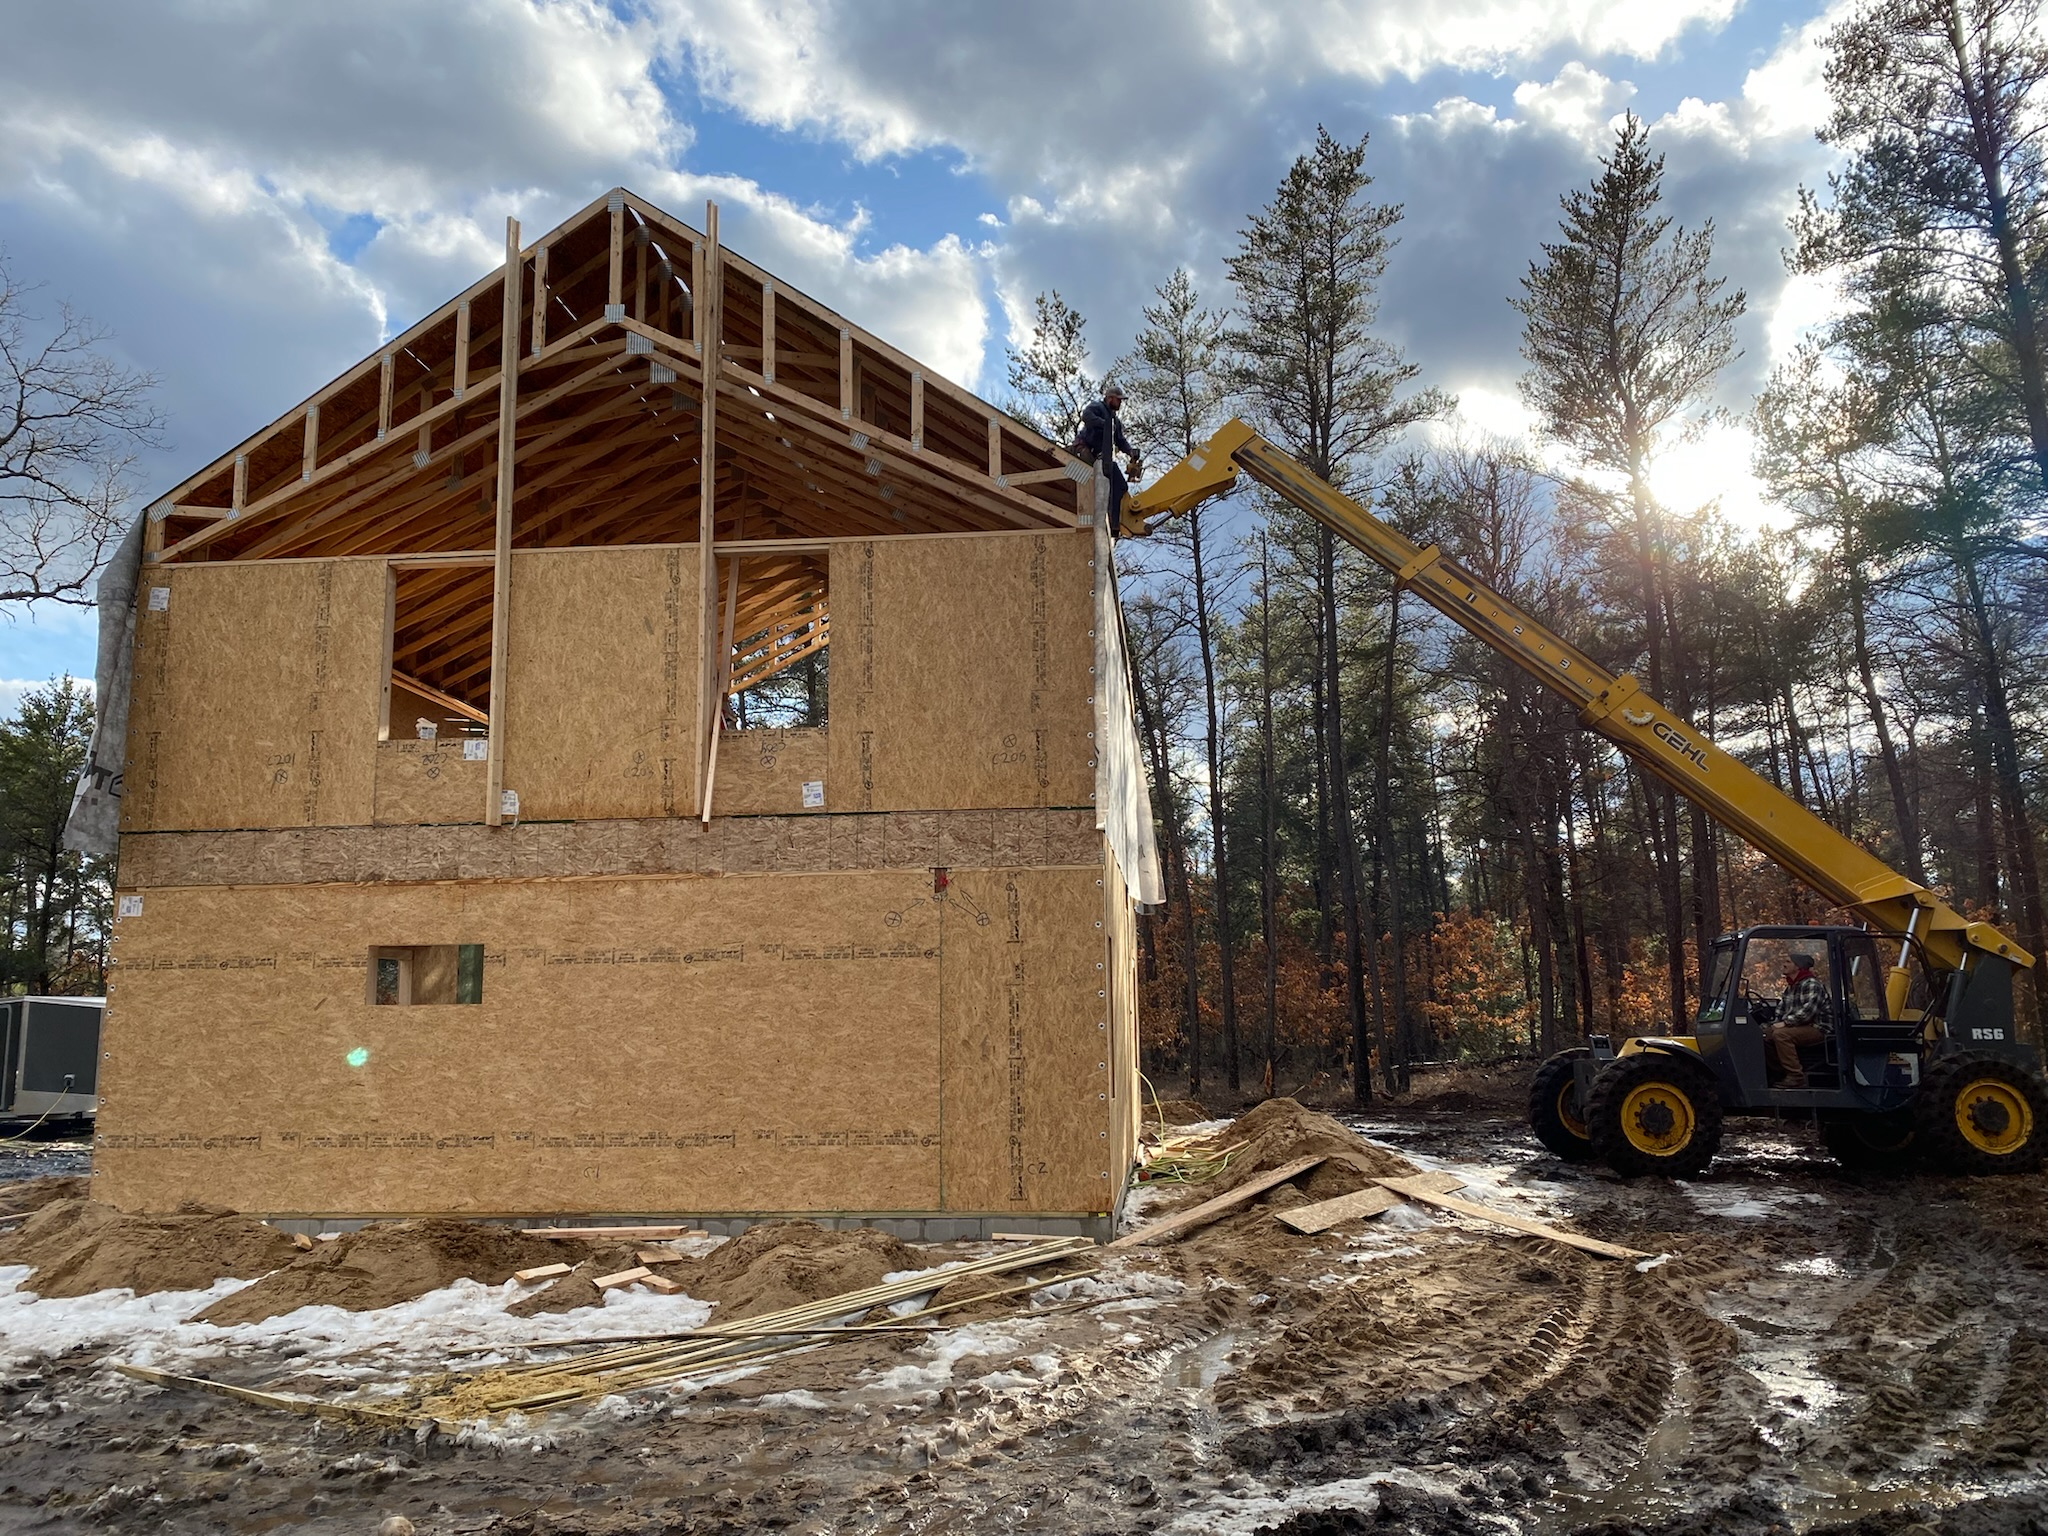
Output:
[
  {"xmin": 721, "ymin": 554, "xmax": 829, "ymax": 730},
  {"xmin": 384, "ymin": 565, "xmax": 493, "ymax": 741},
  {"xmin": 369, "ymin": 945, "xmax": 485, "ymax": 1005}
]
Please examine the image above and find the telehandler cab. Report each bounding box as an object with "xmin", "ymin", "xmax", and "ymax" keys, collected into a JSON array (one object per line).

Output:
[{"xmin": 1127, "ymin": 420, "xmax": 2045, "ymax": 1178}]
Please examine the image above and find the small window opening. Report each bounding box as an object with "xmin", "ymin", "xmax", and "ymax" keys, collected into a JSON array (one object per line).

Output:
[
  {"xmin": 384, "ymin": 565, "xmax": 493, "ymax": 742},
  {"xmin": 369, "ymin": 944, "xmax": 485, "ymax": 1005},
  {"xmin": 720, "ymin": 555, "xmax": 828, "ymax": 730}
]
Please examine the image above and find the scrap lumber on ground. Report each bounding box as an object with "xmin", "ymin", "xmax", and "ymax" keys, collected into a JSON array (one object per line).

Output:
[
  {"xmin": 1274, "ymin": 1186, "xmax": 1404, "ymax": 1235},
  {"xmin": 1373, "ymin": 1175, "xmax": 1652, "ymax": 1261},
  {"xmin": 1108, "ymin": 1156, "xmax": 1325, "ymax": 1249}
]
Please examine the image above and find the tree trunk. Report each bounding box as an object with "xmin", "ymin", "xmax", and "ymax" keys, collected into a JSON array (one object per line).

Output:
[
  {"xmin": 1259, "ymin": 537, "xmax": 1280, "ymax": 1099},
  {"xmin": 1375, "ymin": 584, "xmax": 1408, "ymax": 1092},
  {"xmin": 1846, "ymin": 556, "xmax": 1925, "ymax": 882},
  {"xmin": 1190, "ymin": 510, "xmax": 1241, "ymax": 1093},
  {"xmin": 1320, "ymin": 526, "xmax": 1373, "ymax": 1106}
]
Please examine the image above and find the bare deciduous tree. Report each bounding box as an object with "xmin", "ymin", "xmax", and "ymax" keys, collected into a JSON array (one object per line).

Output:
[{"xmin": 0, "ymin": 254, "xmax": 162, "ymax": 606}]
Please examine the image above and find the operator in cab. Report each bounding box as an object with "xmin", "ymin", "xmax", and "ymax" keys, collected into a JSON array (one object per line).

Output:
[
  {"xmin": 1766, "ymin": 950, "xmax": 1830, "ymax": 1090},
  {"xmin": 1071, "ymin": 383, "xmax": 1142, "ymax": 536}
]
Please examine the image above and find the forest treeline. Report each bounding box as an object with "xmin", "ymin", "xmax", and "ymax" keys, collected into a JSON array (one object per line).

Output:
[{"xmin": 1005, "ymin": 0, "xmax": 2048, "ymax": 1103}]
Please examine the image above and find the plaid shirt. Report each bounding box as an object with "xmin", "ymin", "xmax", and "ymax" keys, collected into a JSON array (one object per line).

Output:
[{"xmin": 1779, "ymin": 971, "xmax": 1828, "ymax": 1030}]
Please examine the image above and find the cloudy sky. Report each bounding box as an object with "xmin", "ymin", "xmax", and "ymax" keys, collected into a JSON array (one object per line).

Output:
[{"xmin": 0, "ymin": 0, "xmax": 1847, "ymax": 708}]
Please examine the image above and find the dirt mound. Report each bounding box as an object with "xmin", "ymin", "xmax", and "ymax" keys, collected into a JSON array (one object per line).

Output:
[
  {"xmin": 674, "ymin": 1221, "xmax": 924, "ymax": 1320},
  {"xmin": 504, "ymin": 1244, "xmax": 644, "ymax": 1318},
  {"xmin": 196, "ymin": 1219, "xmax": 569, "ymax": 1325},
  {"xmin": 0, "ymin": 1198, "xmax": 299, "ymax": 1298},
  {"xmin": 1204, "ymin": 1098, "xmax": 1416, "ymax": 1202},
  {"xmin": 0, "ymin": 1174, "xmax": 90, "ymax": 1220},
  {"xmin": 1149, "ymin": 1098, "xmax": 1212, "ymax": 1126}
]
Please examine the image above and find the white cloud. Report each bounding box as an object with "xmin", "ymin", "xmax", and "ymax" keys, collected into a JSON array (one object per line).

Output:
[{"xmin": 1513, "ymin": 63, "xmax": 1638, "ymax": 142}]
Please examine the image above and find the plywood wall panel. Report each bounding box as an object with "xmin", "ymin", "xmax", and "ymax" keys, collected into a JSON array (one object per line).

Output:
[
  {"xmin": 828, "ymin": 532, "xmax": 1095, "ymax": 813},
  {"xmin": 937, "ymin": 865, "xmax": 1113, "ymax": 1214},
  {"xmin": 501, "ymin": 546, "xmax": 698, "ymax": 821},
  {"xmin": 96, "ymin": 872, "xmax": 945, "ymax": 1216},
  {"xmin": 712, "ymin": 728, "xmax": 827, "ymax": 816},
  {"xmin": 122, "ymin": 561, "xmax": 385, "ymax": 832},
  {"xmin": 373, "ymin": 741, "xmax": 487, "ymax": 825}
]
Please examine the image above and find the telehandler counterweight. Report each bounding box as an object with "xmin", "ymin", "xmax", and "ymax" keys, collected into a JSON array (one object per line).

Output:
[{"xmin": 1129, "ymin": 419, "xmax": 2044, "ymax": 1177}]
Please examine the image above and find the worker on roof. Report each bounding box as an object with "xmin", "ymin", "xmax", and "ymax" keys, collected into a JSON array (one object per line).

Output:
[
  {"xmin": 1072, "ymin": 383, "xmax": 1142, "ymax": 536},
  {"xmin": 1767, "ymin": 950, "xmax": 1831, "ymax": 1090}
]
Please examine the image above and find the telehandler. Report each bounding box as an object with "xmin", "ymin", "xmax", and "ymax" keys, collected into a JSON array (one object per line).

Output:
[{"xmin": 1127, "ymin": 419, "xmax": 2044, "ymax": 1178}]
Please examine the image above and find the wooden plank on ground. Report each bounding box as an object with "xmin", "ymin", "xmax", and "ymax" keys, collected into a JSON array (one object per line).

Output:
[
  {"xmin": 1274, "ymin": 1186, "xmax": 1403, "ymax": 1235},
  {"xmin": 637, "ymin": 1247, "xmax": 686, "ymax": 1265},
  {"xmin": 113, "ymin": 1363, "xmax": 419, "ymax": 1429},
  {"xmin": 1108, "ymin": 1156, "xmax": 1325, "ymax": 1250},
  {"xmin": 1394, "ymin": 1170, "xmax": 1470, "ymax": 1195},
  {"xmin": 514, "ymin": 1262, "xmax": 573, "ymax": 1282},
  {"xmin": 594, "ymin": 1265, "xmax": 654, "ymax": 1290},
  {"xmin": 643, "ymin": 1274, "xmax": 683, "ymax": 1294},
  {"xmin": 1373, "ymin": 1176, "xmax": 1651, "ymax": 1261}
]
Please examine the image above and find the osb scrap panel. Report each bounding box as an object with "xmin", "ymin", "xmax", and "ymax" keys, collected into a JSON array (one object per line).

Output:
[
  {"xmin": 828, "ymin": 532, "xmax": 1095, "ymax": 813},
  {"xmin": 501, "ymin": 546, "xmax": 697, "ymax": 821},
  {"xmin": 938, "ymin": 865, "xmax": 1114, "ymax": 1213},
  {"xmin": 373, "ymin": 741, "xmax": 487, "ymax": 825},
  {"xmin": 713, "ymin": 728, "xmax": 827, "ymax": 816},
  {"xmin": 122, "ymin": 561, "xmax": 385, "ymax": 832},
  {"xmin": 116, "ymin": 808, "xmax": 1107, "ymax": 887},
  {"xmin": 95, "ymin": 872, "xmax": 947, "ymax": 1217}
]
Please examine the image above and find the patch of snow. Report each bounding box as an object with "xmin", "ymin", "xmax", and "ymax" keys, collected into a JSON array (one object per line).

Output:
[
  {"xmin": 754, "ymin": 1388, "xmax": 831, "ymax": 1410},
  {"xmin": 1635, "ymin": 1253, "xmax": 1673, "ymax": 1273},
  {"xmin": 1777, "ymin": 1255, "xmax": 1842, "ymax": 1277},
  {"xmin": 1337, "ymin": 1244, "xmax": 1424, "ymax": 1265},
  {"xmin": 1682, "ymin": 1184, "xmax": 1825, "ymax": 1221},
  {"xmin": 1035, "ymin": 1268, "xmax": 1182, "ymax": 1306},
  {"xmin": 1165, "ymin": 1466, "xmax": 1503, "ymax": 1536},
  {"xmin": 0, "ymin": 1263, "xmax": 712, "ymax": 1386},
  {"xmin": 862, "ymin": 1321, "xmax": 1029, "ymax": 1392}
]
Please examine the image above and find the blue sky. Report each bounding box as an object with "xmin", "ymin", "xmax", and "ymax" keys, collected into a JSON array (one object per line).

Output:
[{"xmin": 0, "ymin": 0, "xmax": 1844, "ymax": 714}]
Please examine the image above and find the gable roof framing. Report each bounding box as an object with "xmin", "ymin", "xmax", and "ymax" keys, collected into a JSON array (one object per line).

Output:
[{"xmin": 145, "ymin": 188, "xmax": 1090, "ymax": 566}]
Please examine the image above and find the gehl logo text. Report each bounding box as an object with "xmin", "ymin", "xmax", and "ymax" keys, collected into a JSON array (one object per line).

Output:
[{"xmin": 1651, "ymin": 720, "xmax": 1708, "ymax": 772}]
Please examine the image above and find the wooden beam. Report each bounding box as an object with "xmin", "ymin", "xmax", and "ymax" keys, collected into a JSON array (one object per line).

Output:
[
  {"xmin": 608, "ymin": 195, "xmax": 625, "ymax": 313},
  {"xmin": 1372, "ymin": 1176, "xmax": 1654, "ymax": 1261},
  {"xmin": 988, "ymin": 417, "xmax": 1001, "ymax": 478},
  {"xmin": 839, "ymin": 328, "xmax": 852, "ymax": 420},
  {"xmin": 231, "ymin": 454, "xmax": 247, "ymax": 515},
  {"xmin": 701, "ymin": 552, "xmax": 739, "ymax": 825},
  {"xmin": 377, "ymin": 564, "xmax": 398, "ymax": 740},
  {"xmin": 1108, "ymin": 1157, "xmax": 1327, "ymax": 1249},
  {"xmin": 392, "ymin": 669, "xmax": 491, "ymax": 727},
  {"xmin": 761, "ymin": 280, "xmax": 775, "ymax": 385},
  {"xmin": 302, "ymin": 404, "xmax": 319, "ymax": 482},
  {"xmin": 530, "ymin": 244, "xmax": 549, "ymax": 356},
  {"xmin": 695, "ymin": 199, "xmax": 720, "ymax": 817},
  {"xmin": 454, "ymin": 300, "xmax": 471, "ymax": 398},
  {"xmin": 486, "ymin": 215, "xmax": 522, "ymax": 827},
  {"xmin": 909, "ymin": 369, "xmax": 923, "ymax": 450},
  {"xmin": 378, "ymin": 352, "xmax": 394, "ymax": 440}
]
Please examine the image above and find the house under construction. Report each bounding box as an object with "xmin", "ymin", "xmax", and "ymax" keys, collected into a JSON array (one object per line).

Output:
[{"xmin": 93, "ymin": 189, "xmax": 1161, "ymax": 1239}]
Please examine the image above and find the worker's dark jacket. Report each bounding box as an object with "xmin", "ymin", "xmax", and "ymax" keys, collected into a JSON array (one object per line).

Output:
[
  {"xmin": 1073, "ymin": 399, "xmax": 1135, "ymax": 464},
  {"xmin": 1072, "ymin": 399, "xmax": 1134, "ymax": 532}
]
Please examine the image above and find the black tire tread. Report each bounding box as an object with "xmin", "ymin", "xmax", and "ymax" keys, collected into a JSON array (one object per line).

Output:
[
  {"xmin": 1820, "ymin": 1111, "xmax": 1918, "ymax": 1173},
  {"xmin": 1915, "ymin": 1055, "xmax": 2048, "ymax": 1176},
  {"xmin": 1586, "ymin": 1051, "xmax": 1724, "ymax": 1179},
  {"xmin": 1529, "ymin": 1050, "xmax": 1597, "ymax": 1161}
]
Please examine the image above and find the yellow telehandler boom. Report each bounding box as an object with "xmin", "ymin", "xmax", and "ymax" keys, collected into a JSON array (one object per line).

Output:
[{"xmin": 1126, "ymin": 418, "xmax": 2033, "ymax": 1018}]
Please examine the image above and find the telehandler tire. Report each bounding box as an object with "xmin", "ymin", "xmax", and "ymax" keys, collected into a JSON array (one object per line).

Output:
[
  {"xmin": 1819, "ymin": 1110, "xmax": 1918, "ymax": 1172},
  {"xmin": 1529, "ymin": 1049, "xmax": 1596, "ymax": 1161},
  {"xmin": 1587, "ymin": 1051, "xmax": 1723, "ymax": 1179},
  {"xmin": 1916, "ymin": 1055, "xmax": 2048, "ymax": 1175}
]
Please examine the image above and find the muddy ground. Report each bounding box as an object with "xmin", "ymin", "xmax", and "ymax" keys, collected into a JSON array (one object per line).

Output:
[{"xmin": 6, "ymin": 1095, "xmax": 2048, "ymax": 1535}]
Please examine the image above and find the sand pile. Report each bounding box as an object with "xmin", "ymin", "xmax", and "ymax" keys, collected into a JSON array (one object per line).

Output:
[
  {"xmin": 196, "ymin": 1218, "xmax": 569, "ymax": 1325},
  {"xmin": 0, "ymin": 1174, "xmax": 90, "ymax": 1221},
  {"xmin": 674, "ymin": 1221, "xmax": 924, "ymax": 1320},
  {"xmin": 1201, "ymin": 1097, "xmax": 1417, "ymax": 1202},
  {"xmin": 0, "ymin": 1198, "xmax": 299, "ymax": 1298}
]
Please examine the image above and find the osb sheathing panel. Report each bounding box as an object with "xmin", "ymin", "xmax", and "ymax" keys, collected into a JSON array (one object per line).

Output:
[
  {"xmin": 122, "ymin": 561, "xmax": 386, "ymax": 832},
  {"xmin": 501, "ymin": 546, "xmax": 697, "ymax": 821},
  {"xmin": 713, "ymin": 728, "xmax": 827, "ymax": 816},
  {"xmin": 373, "ymin": 741, "xmax": 486, "ymax": 825},
  {"xmin": 1105, "ymin": 843, "xmax": 1141, "ymax": 1192},
  {"xmin": 828, "ymin": 532, "xmax": 1095, "ymax": 813},
  {"xmin": 95, "ymin": 867, "xmax": 1113, "ymax": 1218},
  {"xmin": 117, "ymin": 809, "xmax": 1107, "ymax": 888},
  {"xmin": 937, "ymin": 865, "xmax": 1113, "ymax": 1213}
]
